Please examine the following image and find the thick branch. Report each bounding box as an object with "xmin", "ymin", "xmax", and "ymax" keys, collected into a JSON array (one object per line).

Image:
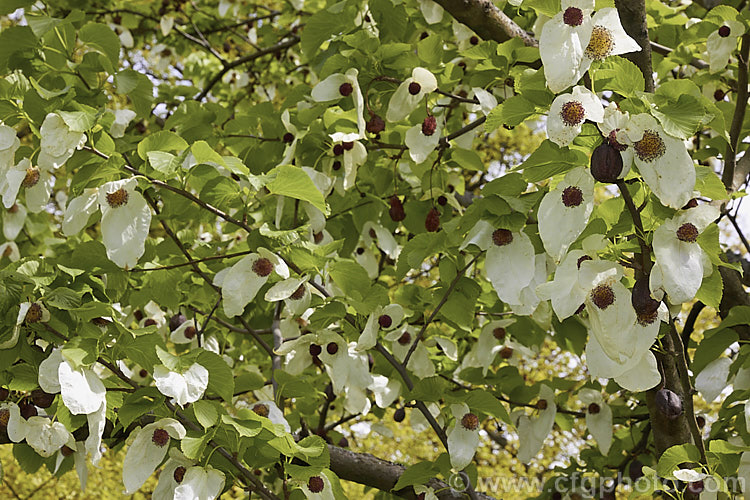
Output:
[
  {"xmin": 328, "ymin": 445, "xmax": 497, "ymax": 499},
  {"xmin": 431, "ymin": 0, "xmax": 536, "ymax": 47},
  {"xmin": 615, "ymin": 0, "xmax": 654, "ymax": 92}
]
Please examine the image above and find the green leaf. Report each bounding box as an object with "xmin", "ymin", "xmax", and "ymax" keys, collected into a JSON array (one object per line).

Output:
[
  {"xmin": 192, "ymin": 141, "xmax": 227, "ymax": 167},
  {"xmin": 516, "ymin": 140, "xmax": 588, "ymax": 182},
  {"xmin": 198, "ymin": 351, "xmax": 234, "ymax": 403},
  {"xmin": 147, "ymin": 151, "xmax": 180, "ymax": 175},
  {"xmin": 222, "ymin": 414, "xmax": 263, "ymax": 437},
  {"xmin": 656, "ymin": 443, "xmax": 701, "ymax": 477},
  {"xmin": 0, "ymin": 26, "xmax": 37, "ymax": 72},
  {"xmin": 119, "ymin": 389, "xmax": 164, "ymax": 428},
  {"xmin": 693, "ymin": 328, "xmax": 737, "ymax": 373},
  {"xmin": 695, "ymin": 165, "xmax": 728, "ymax": 200},
  {"xmin": 79, "ymin": 22, "xmax": 120, "ymax": 69},
  {"xmin": 181, "ymin": 434, "xmax": 209, "ymax": 460},
  {"xmin": 594, "ymin": 56, "xmax": 644, "ymax": 96},
  {"xmin": 465, "ymin": 390, "xmax": 511, "ymax": 424},
  {"xmin": 716, "ymin": 306, "xmax": 750, "ymax": 331},
  {"xmin": 448, "ymin": 148, "xmax": 484, "ymax": 172},
  {"xmin": 497, "ymin": 95, "xmax": 537, "ymax": 127},
  {"xmin": 118, "ymin": 333, "xmax": 165, "ymax": 372},
  {"xmin": 417, "ymin": 35, "xmax": 442, "ymax": 65},
  {"xmin": 301, "ymin": 4, "xmax": 354, "ymax": 58},
  {"xmin": 114, "ymin": 70, "xmax": 153, "ymax": 117},
  {"xmin": 13, "ymin": 444, "xmax": 43, "ymax": 473},
  {"xmin": 0, "ymin": 0, "xmax": 33, "ymax": 15},
  {"xmin": 328, "ymin": 260, "xmax": 371, "ymax": 298},
  {"xmin": 695, "ymin": 265, "xmax": 723, "ymax": 309},
  {"xmin": 58, "ymin": 110, "xmax": 97, "ymax": 133},
  {"xmin": 45, "ymin": 287, "xmax": 82, "ymax": 310},
  {"xmin": 308, "ymin": 301, "xmax": 347, "ymax": 330},
  {"xmin": 409, "ymin": 376, "xmax": 449, "ymax": 402},
  {"xmin": 482, "ymin": 173, "xmax": 528, "ymax": 197},
  {"xmin": 393, "ymin": 461, "xmax": 438, "ymax": 491},
  {"xmin": 192, "ymin": 400, "xmax": 219, "ymax": 429},
  {"xmin": 137, "ymin": 131, "xmax": 189, "ymax": 160},
  {"xmin": 652, "ymin": 94, "xmax": 705, "ymax": 139},
  {"xmin": 266, "ymin": 165, "xmax": 327, "ymax": 214}
]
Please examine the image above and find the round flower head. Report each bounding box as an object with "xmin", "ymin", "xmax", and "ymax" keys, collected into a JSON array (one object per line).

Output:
[
  {"xmin": 386, "ymin": 67, "xmax": 438, "ymax": 122},
  {"xmin": 97, "ymin": 178, "xmax": 152, "ymax": 269},
  {"xmin": 170, "ymin": 319, "xmax": 198, "ymax": 344},
  {"xmin": 707, "ymin": 20, "xmax": 745, "ymax": 72},
  {"xmin": 597, "ymin": 103, "xmax": 633, "ymax": 176},
  {"xmin": 153, "ymin": 362, "xmax": 209, "ymax": 407},
  {"xmin": 579, "ymin": 8, "xmax": 641, "ymax": 73},
  {"xmin": 405, "ymin": 115, "xmax": 442, "ymax": 163},
  {"xmin": 446, "ymin": 403, "xmax": 481, "ymax": 470},
  {"xmin": 275, "ymin": 330, "xmax": 347, "ymax": 375},
  {"xmin": 0, "ymin": 124, "xmax": 21, "ymax": 169},
  {"xmin": 547, "ymin": 86, "xmax": 604, "ymax": 146},
  {"xmin": 651, "ymin": 204, "xmax": 719, "ymax": 304},
  {"xmin": 216, "ymin": 248, "xmax": 289, "ymax": 317},
  {"xmin": 37, "ymin": 113, "xmax": 86, "ymax": 170},
  {"xmin": 515, "ymin": 385, "xmax": 557, "ymax": 464},
  {"xmin": 455, "ymin": 319, "xmax": 515, "ymax": 376},
  {"xmin": 329, "ymin": 131, "xmax": 367, "ymax": 190},
  {"xmin": 538, "ymin": 167, "xmax": 595, "ymax": 261},
  {"xmin": 122, "ymin": 418, "xmax": 186, "ymax": 494},
  {"xmin": 577, "ymin": 389, "xmax": 612, "ymax": 455},
  {"xmin": 1, "ymin": 159, "xmax": 53, "ymax": 213},
  {"xmin": 311, "ymin": 68, "xmax": 366, "ymax": 138},
  {"xmin": 620, "ymin": 113, "xmax": 695, "ymax": 209},
  {"xmin": 302, "ymin": 471, "xmax": 335, "ymax": 499},
  {"xmin": 279, "ymin": 109, "xmax": 309, "ymax": 166},
  {"xmin": 173, "ymin": 465, "xmax": 226, "ymax": 500}
]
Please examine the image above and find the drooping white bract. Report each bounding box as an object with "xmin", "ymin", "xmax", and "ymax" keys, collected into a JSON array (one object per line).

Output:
[
  {"xmin": 153, "ymin": 449, "xmax": 194, "ymax": 500},
  {"xmin": 361, "ymin": 221, "xmax": 400, "ymax": 260},
  {"xmin": 620, "ymin": 113, "xmax": 695, "ymax": 209},
  {"xmin": 577, "ymin": 389, "xmax": 612, "ymax": 455},
  {"xmin": 38, "ymin": 348, "xmax": 107, "ymax": 415},
  {"xmin": 369, "ymin": 374, "xmax": 401, "ymax": 409},
  {"xmin": 330, "ymin": 131, "xmax": 367, "ymax": 190},
  {"xmin": 174, "ymin": 466, "xmax": 226, "ymax": 500},
  {"xmin": 707, "ymin": 20, "xmax": 745, "ymax": 72},
  {"xmin": 250, "ymin": 400, "xmax": 291, "ymax": 433},
  {"xmin": 0, "ymin": 241, "xmax": 20, "ymax": 262},
  {"xmin": 301, "ymin": 471, "xmax": 336, "ymax": 500},
  {"xmin": 540, "ymin": 2, "xmax": 640, "ymax": 93},
  {"xmin": 417, "ymin": 0, "xmax": 443, "ymax": 24},
  {"xmin": 536, "ymin": 249, "xmax": 591, "ymax": 321},
  {"xmin": 357, "ymin": 303, "xmax": 405, "ymax": 351},
  {"xmin": 170, "ymin": 319, "xmax": 197, "ymax": 344},
  {"xmin": 311, "ymin": 68, "xmax": 366, "ymax": 138},
  {"xmin": 538, "ymin": 167, "xmax": 595, "ymax": 262},
  {"xmin": 0, "ymin": 123, "xmax": 20, "ymax": 169},
  {"xmin": 275, "ymin": 330, "xmax": 345, "ymax": 375},
  {"xmin": 62, "ymin": 188, "xmax": 100, "ymax": 236},
  {"xmin": 0, "ymin": 402, "xmax": 28, "ymax": 442},
  {"xmin": 414, "ymin": 485, "xmax": 439, "ymax": 500},
  {"xmin": 597, "ymin": 103, "xmax": 633, "ymax": 177},
  {"xmin": 109, "ymin": 109, "xmax": 137, "ymax": 138},
  {"xmin": 547, "ymin": 86, "xmax": 604, "ymax": 147},
  {"xmin": 695, "ymin": 357, "xmax": 732, "ymax": 403},
  {"xmin": 385, "ymin": 326, "xmax": 436, "ymax": 379},
  {"xmin": 455, "ymin": 319, "xmax": 515, "ymax": 376},
  {"xmin": 405, "ymin": 116, "xmax": 442, "ymax": 164},
  {"xmin": 651, "ymin": 204, "xmax": 719, "ymax": 304},
  {"xmin": 446, "ymin": 402, "xmax": 480, "ymax": 470},
  {"xmin": 3, "ymin": 202, "xmax": 26, "ymax": 240},
  {"xmin": 515, "ymin": 385, "xmax": 557, "ymax": 464},
  {"xmin": 1, "ymin": 301, "xmax": 50, "ymax": 350},
  {"xmin": 54, "ymin": 440, "xmax": 88, "ymax": 491},
  {"xmin": 37, "ymin": 113, "xmax": 86, "ymax": 170},
  {"xmin": 585, "ymin": 309, "xmax": 662, "ymax": 392},
  {"xmin": 222, "ymin": 68, "xmax": 250, "ymax": 92},
  {"xmin": 216, "ymin": 248, "xmax": 290, "ymax": 317},
  {"xmin": 24, "ymin": 417, "xmax": 73, "ymax": 457},
  {"xmin": 507, "ymin": 254, "xmax": 548, "ymax": 316},
  {"xmin": 153, "ymin": 362, "xmax": 209, "ymax": 407},
  {"xmin": 122, "ymin": 418, "xmax": 186, "ymax": 494},
  {"xmin": 98, "ymin": 178, "xmax": 152, "ymax": 268},
  {"xmin": 484, "ymin": 227, "xmax": 535, "ymax": 306},
  {"xmin": 265, "ymin": 276, "xmax": 312, "ymax": 316},
  {"xmin": 279, "ymin": 109, "xmax": 309, "ymax": 166},
  {"xmin": 0, "ymin": 159, "xmax": 53, "ymax": 213},
  {"xmin": 386, "ymin": 67, "xmax": 438, "ymax": 122}
]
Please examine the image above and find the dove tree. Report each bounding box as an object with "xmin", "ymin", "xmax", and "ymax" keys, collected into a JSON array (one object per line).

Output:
[{"xmin": 0, "ymin": 0, "xmax": 750, "ymax": 499}]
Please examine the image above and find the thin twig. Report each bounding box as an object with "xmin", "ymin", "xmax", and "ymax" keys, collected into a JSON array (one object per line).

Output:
[{"xmin": 130, "ymin": 250, "xmax": 253, "ymax": 272}]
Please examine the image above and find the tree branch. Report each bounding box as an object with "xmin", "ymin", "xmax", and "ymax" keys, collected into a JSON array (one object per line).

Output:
[
  {"xmin": 431, "ymin": 0, "xmax": 536, "ymax": 47},
  {"xmin": 723, "ymin": 34, "xmax": 750, "ymax": 189}
]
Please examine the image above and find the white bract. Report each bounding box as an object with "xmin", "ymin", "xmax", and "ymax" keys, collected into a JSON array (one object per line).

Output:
[
  {"xmin": 174, "ymin": 466, "xmax": 226, "ymax": 500},
  {"xmin": 446, "ymin": 403, "xmax": 480, "ymax": 470},
  {"xmin": 98, "ymin": 178, "xmax": 152, "ymax": 269},
  {"xmin": 417, "ymin": 0, "xmax": 443, "ymax": 24},
  {"xmin": 1, "ymin": 159, "xmax": 53, "ymax": 213},
  {"xmin": 578, "ymin": 389, "xmax": 612, "ymax": 455},
  {"xmin": 651, "ymin": 204, "xmax": 719, "ymax": 304},
  {"xmin": 515, "ymin": 385, "xmax": 557, "ymax": 463},
  {"xmin": 405, "ymin": 116, "xmax": 441, "ymax": 164},
  {"xmin": 109, "ymin": 109, "xmax": 137, "ymax": 138},
  {"xmin": 620, "ymin": 113, "xmax": 695, "ymax": 209},
  {"xmin": 330, "ymin": 131, "xmax": 367, "ymax": 190},
  {"xmin": 1, "ymin": 301, "xmax": 50, "ymax": 350},
  {"xmin": 153, "ymin": 363, "xmax": 209, "ymax": 407},
  {"xmin": 311, "ymin": 68, "xmax": 366, "ymax": 138},
  {"xmin": 695, "ymin": 357, "xmax": 732, "ymax": 403},
  {"xmin": 538, "ymin": 167, "xmax": 595, "ymax": 262},
  {"xmin": 0, "ymin": 123, "xmax": 20, "ymax": 169},
  {"xmin": 122, "ymin": 418, "xmax": 186, "ymax": 494},
  {"xmin": 706, "ymin": 20, "xmax": 745, "ymax": 72},
  {"xmin": 3, "ymin": 202, "xmax": 26, "ymax": 240},
  {"xmin": 455, "ymin": 319, "xmax": 515, "ymax": 376},
  {"xmin": 386, "ymin": 67, "xmax": 438, "ymax": 122},
  {"xmin": 547, "ymin": 86, "xmax": 603, "ymax": 146},
  {"xmin": 38, "ymin": 348, "xmax": 106, "ymax": 415},
  {"xmin": 0, "ymin": 241, "xmax": 20, "ymax": 261},
  {"xmin": 37, "ymin": 113, "xmax": 86, "ymax": 170},
  {"xmin": 357, "ymin": 303, "xmax": 405, "ymax": 351},
  {"xmin": 265, "ymin": 276, "xmax": 312, "ymax": 316},
  {"xmin": 484, "ymin": 227, "xmax": 535, "ymax": 306},
  {"xmin": 250, "ymin": 400, "xmax": 291, "ymax": 433},
  {"xmin": 24, "ymin": 417, "xmax": 73, "ymax": 457},
  {"xmin": 540, "ymin": 2, "xmax": 640, "ymax": 92},
  {"xmin": 152, "ymin": 449, "xmax": 194, "ymax": 500},
  {"xmin": 216, "ymin": 248, "xmax": 289, "ymax": 317}
]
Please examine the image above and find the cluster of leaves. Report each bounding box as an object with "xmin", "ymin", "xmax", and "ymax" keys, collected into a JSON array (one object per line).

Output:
[{"xmin": 0, "ymin": 0, "xmax": 749, "ymax": 499}]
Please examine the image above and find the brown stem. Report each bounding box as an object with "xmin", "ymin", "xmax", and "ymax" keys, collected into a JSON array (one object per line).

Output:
[{"xmin": 724, "ymin": 34, "xmax": 750, "ymax": 189}]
